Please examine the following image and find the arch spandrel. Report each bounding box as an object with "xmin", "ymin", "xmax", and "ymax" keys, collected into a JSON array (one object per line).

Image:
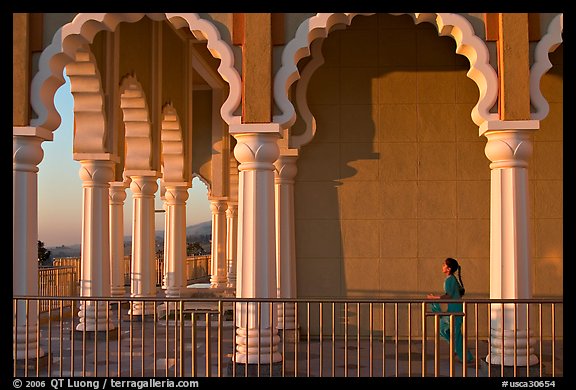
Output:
[
  {"xmin": 30, "ymin": 13, "xmax": 241, "ymax": 136},
  {"xmin": 275, "ymin": 12, "xmax": 499, "ymax": 142}
]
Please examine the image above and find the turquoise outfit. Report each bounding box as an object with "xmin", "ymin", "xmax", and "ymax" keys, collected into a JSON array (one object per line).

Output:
[{"xmin": 430, "ymin": 274, "xmax": 473, "ymax": 363}]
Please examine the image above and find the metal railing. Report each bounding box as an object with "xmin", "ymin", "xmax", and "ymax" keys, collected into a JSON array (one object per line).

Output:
[
  {"xmin": 12, "ymin": 297, "xmax": 562, "ymax": 378},
  {"xmin": 53, "ymin": 255, "xmax": 212, "ymax": 289},
  {"xmin": 37, "ymin": 266, "xmax": 77, "ymax": 313},
  {"xmin": 156, "ymin": 256, "xmax": 212, "ymax": 286}
]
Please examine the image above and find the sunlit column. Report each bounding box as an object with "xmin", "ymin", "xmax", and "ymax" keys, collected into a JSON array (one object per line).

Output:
[
  {"xmin": 13, "ymin": 131, "xmax": 47, "ymax": 359},
  {"xmin": 231, "ymin": 126, "xmax": 281, "ymax": 364},
  {"xmin": 159, "ymin": 183, "xmax": 169, "ymax": 290},
  {"xmin": 274, "ymin": 153, "xmax": 298, "ymax": 330},
  {"xmin": 109, "ymin": 180, "xmax": 129, "ymax": 296},
  {"xmin": 210, "ymin": 198, "xmax": 228, "ymax": 287},
  {"xmin": 483, "ymin": 121, "xmax": 539, "ymax": 366},
  {"xmin": 164, "ymin": 184, "xmax": 189, "ymax": 297},
  {"xmin": 76, "ymin": 159, "xmax": 116, "ymax": 331},
  {"xmin": 128, "ymin": 175, "xmax": 158, "ymax": 316},
  {"xmin": 226, "ymin": 202, "xmax": 238, "ymax": 288}
]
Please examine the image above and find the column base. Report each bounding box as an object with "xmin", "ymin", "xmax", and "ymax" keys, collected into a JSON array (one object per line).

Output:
[
  {"xmin": 13, "ymin": 324, "xmax": 47, "ymax": 360},
  {"xmin": 277, "ymin": 303, "xmax": 296, "ymax": 330},
  {"xmin": 278, "ymin": 327, "xmax": 300, "ymax": 343},
  {"xmin": 128, "ymin": 300, "xmax": 156, "ymax": 316},
  {"xmin": 225, "ymin": 361, "xmax": 283, "ymax": 377},
  {"xmin": 110, "ymin": 286, "xmax": 127, "ymax": 296},
  {"xmin": 165, "ymin": 286, "xmax": 189, "ymax": 298},
  {"xmin": 487, "ymin": 328, "xmax": 539, "ymax": 366},
  {"xmin": 235, "ymin": 326, "xmax": 282, "ymax": 364},
  {"xmin": 210, "ymin": 277, "xmax": 228, "ymax": 289},
  {"xmin": 77, "ymin": 301, "xmax": 118, "ymax": 331},
  {"xmin": 483, "ymin": 361, "xmax": 546, "ymax": 377}
]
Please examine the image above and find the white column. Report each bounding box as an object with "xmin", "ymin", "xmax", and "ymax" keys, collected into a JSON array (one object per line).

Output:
[
  {"xmin": 231, "ymin": 126, "xmax": 281, "ymax": 364},
  {"xmin": 483, "ymin": 121, "xmax": 539, "ymax": 366},
  {"xmin": 128, "ymin": 175, "xmax": 158, "ymax": 316},
  {"xmin": 160, "ymin": 183, "xmax": 168, "ymax": 290},
  {"xmin": 13, "ymin": 132, "xmax": 46, "ymax": 359},
  {"xmin": 226, "ymin": 202, "xmax": 238, "ymax": 288},
  {"xmin": 109, "ymin": 181, "xmax": 128, "ymax": 296},
  {"xmin": 210, "ymin": 198, "xmax": 228, "ymax": 287},
  {"xmin": 164, "ymin": 184, "xmax": 189, "ymax": 297},
  {"xmin": 76, "ymin": 160, "xmax": 116, "ymax": 331},
  {"xmin": 274, "ymin": 154, "xmax": 298, "ymax": 330}
]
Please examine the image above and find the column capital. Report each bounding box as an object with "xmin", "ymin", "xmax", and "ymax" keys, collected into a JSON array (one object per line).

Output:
[
  {"xmin": 484, "ymin": 128, "xmax": 536, "ymax": 169},
  {"xmin": 109, "ymin": 182, "xmax": 128, "ymax": 204},
  {"xmin": 13, "ymin": 133, "xmax": 44, "ymax": 173},
  {"xmin": 226, "ymin": 201, "xmax": 238, "ymax": 217},
  {"xmin": 129, "ymin": 175, "xmax": 158, "ymax": 197},
  {"xmin": 164, "ymin": 184, "xmax": 189, "ymax": 205},
  {"xmin": 78, "ymin": 160, "xmax": 115, "ymax": 186},
  {"xmin": 274, "ymin": 154, "xmax": 299, "ymax": 183},
  {"xmin": 233, "ymin": 132, "xmax": 280, "ymax": 171}
]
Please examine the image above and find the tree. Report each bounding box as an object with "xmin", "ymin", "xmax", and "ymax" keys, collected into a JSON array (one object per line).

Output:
[
  {"xmin": 187, "ymin": 242, "xmax": 206, "ymax": 256},
  {"xmin": 38, "ymin": 240, "xmax": 51, "ymax": 266}
]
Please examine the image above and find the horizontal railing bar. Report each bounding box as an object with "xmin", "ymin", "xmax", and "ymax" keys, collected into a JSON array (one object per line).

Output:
[{"xmin": 14, "ymin": 295, "xmax": 563, "ymax": 304}]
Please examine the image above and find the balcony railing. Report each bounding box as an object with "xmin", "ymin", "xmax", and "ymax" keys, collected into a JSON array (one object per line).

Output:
[
  {"xmin": 37, "ymin": 266, "xmax": 77, "ymax": 313},
  {"xmin": 52, "ymin": 255, "xmax": 212, "ymax": 290},
  {"xmin": 12, "ymin": 296, "xmax": 562, "ymax": 378}
]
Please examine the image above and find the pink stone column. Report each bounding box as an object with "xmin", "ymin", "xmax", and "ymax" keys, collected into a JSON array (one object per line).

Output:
[
  {"xmin": 109, "ymin": 181, "xmax": 129, "ymax": 296},
  {"xmin": 274, "ymin": 154, "xmax": 298, "ymax": 330},
  {"xmin": 128, "ymin": 175, "xmax": 158, "ymax": 316},
  {"xmin": 13, "ymin": 130, "xmax": 47, "ymax": 359},
  {"xmin": 210, "ymin": 198, "xmax": 228, "ymax": 287},
  {"xmin": 76, "ymin": 159, "xmax": 116, "ymax": 331},
  {"xmin": 164, "ymin": 184, "xmax": 189, "ymax": 297},
  {"xmin": 482, "ymin": 120, "xmax": 539, "ymax": 366},
  {"xmin": 226, "ymin": 202, "xmax": 238, "ymax": 288},
  {"xmin": 231, "ymin": 124, "xmax": 282, "ymax": 364}
]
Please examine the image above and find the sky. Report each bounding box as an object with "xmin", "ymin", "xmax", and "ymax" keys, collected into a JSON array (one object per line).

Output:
[{"xmin": 37, "ymin": 74, "xmax": 212, "ymax": 247}]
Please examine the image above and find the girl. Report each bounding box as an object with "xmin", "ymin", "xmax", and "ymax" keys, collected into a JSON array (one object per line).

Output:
[{"xmin": 427, "ymin": 257, "xmax": 473, "ymax": 363}]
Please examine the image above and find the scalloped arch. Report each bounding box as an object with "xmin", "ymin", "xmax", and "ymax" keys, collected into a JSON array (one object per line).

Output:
[
  {"xmin": 119, "ymin": 75, "xmax": 153, "ymax": 171},
  {"xmin": 161, "ymin": 103, "xmax": 186, "ymax": 182},
  {"xmin": 192, "ymin": 173, "xmax": 212, "ymax": 196},
  {"xmin": 67, "ymin": 47, "xmax": 108, "ymax": 154},
  {"xmin": 274, "ymin": 12, "xmax": 499, "ymax": 136},
  {"xmin": 530, "ymin": 13, "xmax": 563, "ymax": 121},
  {"xmin": 30, "ymin": 13, "xmax": 241, "ymax": 133}
]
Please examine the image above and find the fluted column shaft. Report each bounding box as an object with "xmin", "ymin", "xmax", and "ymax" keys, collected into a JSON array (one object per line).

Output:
[
  {"xmin": 129, "ymin": 175, "xmax": 158, "ymax": 315},
  {"xmin": 483, "ymin": 122, "xmax": 539, "ymax": 366},
  {"xmin": 210, "ymin": 198, "xmax": 228, "ymax": 287},
  {"xmin": 164, "ymin": 184, "xmax": 189, "ymax": 297},
  {"xmin": 226, "ymin": 202, "xmax": 238, "ymax": 288},
  {"xmin": 274, "ymin": 154, "xmax": 298, "ymax": 330},
  {"xmin": 13, "ymin": 132, "xmax": 46, "ymax": 359},
  {"xmin": 77, "ymin": 159, "xmax": 116, "ymax": 331},
  {"xmin": 109, "ymin": 181, "xmax": 128, "ymax": 296},
  {"xmin": 232, "ymin": 129, "xmax": 281, "ymax": 364}
]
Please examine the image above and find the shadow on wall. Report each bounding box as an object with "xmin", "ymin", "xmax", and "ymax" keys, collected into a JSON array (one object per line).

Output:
[{"xmin": 293, "ymin": 13, "xmax": 479, "ymax": 303}]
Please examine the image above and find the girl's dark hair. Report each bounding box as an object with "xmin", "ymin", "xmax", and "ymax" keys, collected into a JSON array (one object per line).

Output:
[{"xmin": 445, "ymin": 257, "xmax": 466, "ymax": 296}]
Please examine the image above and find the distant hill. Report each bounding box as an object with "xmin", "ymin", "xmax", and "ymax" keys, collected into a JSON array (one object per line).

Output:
[
  {"xmin": 185, "ymin": 220, "xmax": 212, "ymax": 238},
  {"xmin": 48, "ymin": 220, "xmax": 211, "ymax": 259}
]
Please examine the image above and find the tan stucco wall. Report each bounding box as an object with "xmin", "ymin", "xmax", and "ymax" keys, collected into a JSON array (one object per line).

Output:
[
  {"xmin": 530, "ymin": 44, "xmax": 563, "ymax": 298},
  {"xmin": 293, "ymin": 14, "xmax": 562, "ymax": 335}
]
